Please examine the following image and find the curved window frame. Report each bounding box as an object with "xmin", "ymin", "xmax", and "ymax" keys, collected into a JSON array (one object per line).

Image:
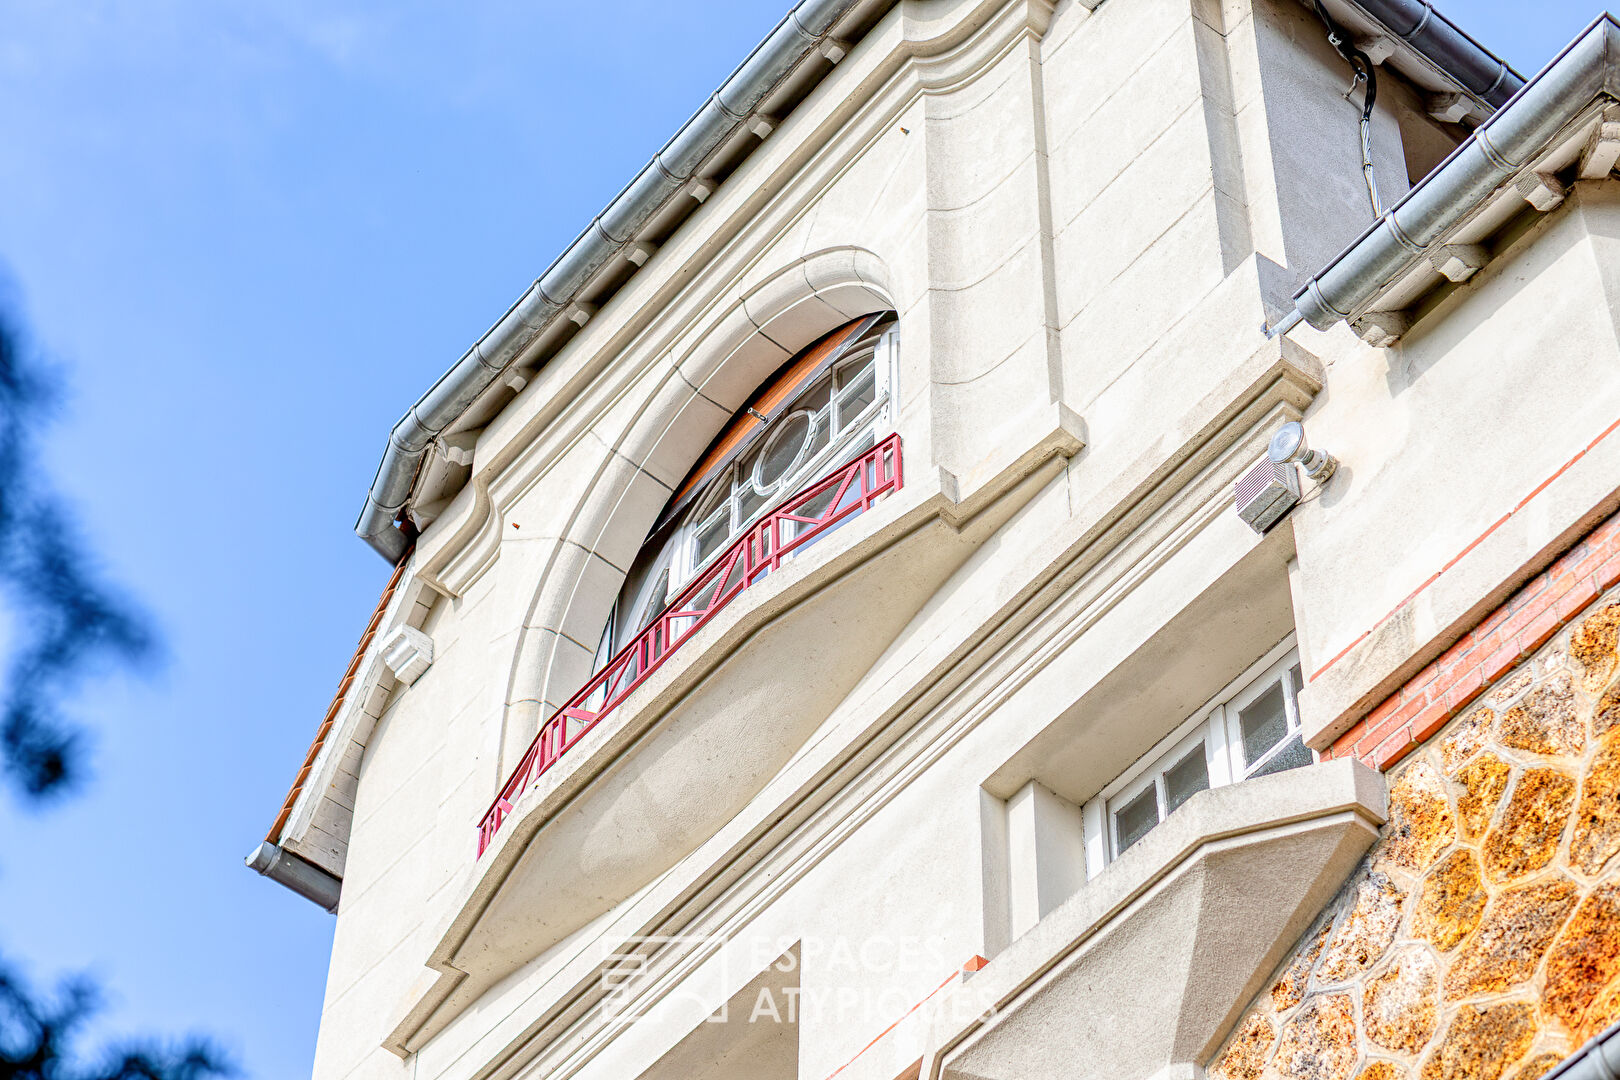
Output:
[{"xmin": 594, "ymin": 317, "xmax": 900, "ymax": 670}]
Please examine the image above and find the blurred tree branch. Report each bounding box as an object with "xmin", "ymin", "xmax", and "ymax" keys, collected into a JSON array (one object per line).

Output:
[
  {"xmin": 0, "ymin": 966, "xmax": 222, "ymax": 1079},
  {"xmin": 0, "ymin": 294, "xmax": 229, "ymax": 1078},
  {"xmin": 0, "ymin": 307, "xmax": 154, "ymax": 798}
]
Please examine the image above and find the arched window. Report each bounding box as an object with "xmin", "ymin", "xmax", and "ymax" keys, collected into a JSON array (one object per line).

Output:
[{"xmin": 593, "ymin": 313, "xmax": 898, "ymax": 669}]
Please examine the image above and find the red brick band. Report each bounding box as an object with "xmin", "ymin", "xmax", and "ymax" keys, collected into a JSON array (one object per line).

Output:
[{"xmin": 1325, "ymin": 513, "xmax": 1620, "ymax": 771}]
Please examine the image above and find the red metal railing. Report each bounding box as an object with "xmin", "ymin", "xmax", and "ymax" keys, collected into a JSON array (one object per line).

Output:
[{"xmin": 476, "ymin": 433, "xmax": 903, "ymax": 855}]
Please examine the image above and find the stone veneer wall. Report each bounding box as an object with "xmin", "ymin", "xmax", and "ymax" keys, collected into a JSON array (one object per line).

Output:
[{"xmin": 1211, "ymin": 581, "xmax": 1620, "ymax": 1080}]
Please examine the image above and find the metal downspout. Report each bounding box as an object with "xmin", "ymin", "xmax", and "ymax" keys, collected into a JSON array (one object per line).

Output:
[
  {"xmin": 354, "ymin": 0, "xmax": 871, "ymax": 563},
  {"xmin": 1542, "ymin": 1021, "xmax": 1620, "ymax": 1080},
  {"xmin": 1283, "ymin": 14, "xmax": 1620, "ymax": 334}
]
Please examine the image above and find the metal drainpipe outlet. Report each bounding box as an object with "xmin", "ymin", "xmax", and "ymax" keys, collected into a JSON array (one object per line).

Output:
[{"xmin": 245, "ymin": 842, "xmax": 342, "ymax": 913}]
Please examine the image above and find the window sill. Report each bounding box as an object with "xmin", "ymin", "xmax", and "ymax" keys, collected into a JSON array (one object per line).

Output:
[{"xmin": 926, "ymin": 759, "xmax": 1387, "ymax": 1080}]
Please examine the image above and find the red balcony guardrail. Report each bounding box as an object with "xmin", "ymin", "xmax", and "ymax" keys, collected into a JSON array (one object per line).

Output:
[{"xmin": 476, "ymin": 433, "xmax": 904, "ymax": 855}]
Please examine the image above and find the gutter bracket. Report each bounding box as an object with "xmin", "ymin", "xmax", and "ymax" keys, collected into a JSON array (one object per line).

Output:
[{"xmin": 1579, "ymin": 105, "xmax": 1620, "ymax": 178}]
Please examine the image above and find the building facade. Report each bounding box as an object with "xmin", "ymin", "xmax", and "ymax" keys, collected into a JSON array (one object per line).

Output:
[{"xmin": 249, "ymin": 2, "xmax": 1620, "ymax": 1079}]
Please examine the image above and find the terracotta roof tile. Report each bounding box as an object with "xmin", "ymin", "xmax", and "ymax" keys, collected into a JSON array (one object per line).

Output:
[{"xmin": 265, "ymin": 556, "xmax": 409, "ymax": 845}]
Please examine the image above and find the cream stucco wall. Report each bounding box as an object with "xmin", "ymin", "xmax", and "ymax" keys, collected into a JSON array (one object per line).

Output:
[
  {"xmin": 292, "ymin": 1, "xmax": 1620, "ymax": 1079},
  {"xmin": 1292, "ymin": 182, "xmax": 1620, "ymax": 746}
]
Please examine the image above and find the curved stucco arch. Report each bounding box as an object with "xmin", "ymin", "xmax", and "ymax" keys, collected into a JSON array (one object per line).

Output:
[{"xmin": 496, "ymin": 246, "xmax": 897, "ymax": 770}]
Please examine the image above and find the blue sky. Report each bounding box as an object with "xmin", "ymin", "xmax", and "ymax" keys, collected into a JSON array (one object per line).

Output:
[{"xmin": 0, "ymin": 0, "xmax": 1605, "ymax": 1076}]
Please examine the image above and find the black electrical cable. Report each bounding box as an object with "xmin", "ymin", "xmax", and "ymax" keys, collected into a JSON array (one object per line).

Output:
[{"xmin": 1312, "ymin": 0, "xmax": 1383, "ymax": 216}]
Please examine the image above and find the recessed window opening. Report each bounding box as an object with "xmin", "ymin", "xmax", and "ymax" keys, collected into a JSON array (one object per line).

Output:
[
  {"xmin": 592, "ymin": 314, "xmax": 899, "ymax": 675},
  {"xmin": 1087, "ymin": 636, "xmax": 1309, "ymax": 868}
]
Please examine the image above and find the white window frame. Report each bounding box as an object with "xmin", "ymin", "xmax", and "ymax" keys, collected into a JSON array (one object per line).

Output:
[
  {"xmin": 1104, "ymin": 722, "xmax": 1218, "ymax": 860},
  {"xmin": 596, "ymin": 322, "xmax": 899, "ymax": 667},
  {"xmin": 671, "ymin": 323, "xmax": 898, "ymax": 593},
  {"xmin": 1226, "ymin": 648, "xmax": 1306, "ymax": 779},
  {"xmin": 1084, "ymin": 635, "xmax": 1307, "ymax": 874}
]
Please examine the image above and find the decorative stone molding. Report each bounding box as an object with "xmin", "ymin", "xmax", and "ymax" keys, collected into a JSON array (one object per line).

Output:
[
  {"xmin": 436, "ymin": 430, "xmax": 476, "ymax": 468},
  {"xmin": 1579, "ymin": 105, "xmax": 1620, "ymax": 180},
  {"xmin": 1211, "ymin": 591, "xmax": 1620, "ymax": 1080},
  {"xmin": 1428, "ymin": 245, "xmax": 1488, "ymax": 284},
  {"xmin": 1425, "ymin": 93, "xmax": 1474, "ymax": 125},
  {"xmin": 379, "ymin": 625, "xmax": 434, "ymax": 687},
  {"xmin": 924, "ymin": 760, "xmax": 1387, "ymax": 1080},
  {"xmin": 1356, "ymin": 36, "xmax": 1396, "ymax": 67},
  {"xmin": 412, "ymin": 245, "xmax": 897, "ymax": 601},
  {"xmin": 485, "ymin": 246, "xmax": 898, "ymax": 779},
  {"xmin": 275, "ymin": 575, "xmax": 439, "ymax": 880},
  {"xmin": 406, "ymin": 0, "xmax": 1067, "ymax": 604},
  {"xmin": 385, "ymin": 417, "xmax": 1082, "ymax": 1057}
]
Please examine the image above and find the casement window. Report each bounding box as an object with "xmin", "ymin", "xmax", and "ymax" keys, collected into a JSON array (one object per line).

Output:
[
  {"xmin": 593, "ymin": 314, "xmax": 899, "ymax": 669},
  {"xmin": 1083, "ymin": 638, "xmax": 1310, "ymax": 870}
]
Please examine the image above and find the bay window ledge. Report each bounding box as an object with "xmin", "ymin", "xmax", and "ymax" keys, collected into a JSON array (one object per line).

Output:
[
  {"xmin": 383, "ymin": 409, "xmax": 1084, "ymax": 1058},
  {"xmin": 925, "ymin": 759, "xmax": 1387, "ymax": 1080}
]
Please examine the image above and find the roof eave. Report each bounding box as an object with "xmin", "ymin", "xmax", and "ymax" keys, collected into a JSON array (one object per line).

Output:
[{"xmin": 1283, "ymin": 14, "xmax": 1620, "ymax": 340}]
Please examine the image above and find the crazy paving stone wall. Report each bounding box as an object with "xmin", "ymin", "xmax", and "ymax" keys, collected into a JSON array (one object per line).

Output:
[{"xmin": 1212, "ymin": 592, "xmax": 1620, "ymax": 1080}]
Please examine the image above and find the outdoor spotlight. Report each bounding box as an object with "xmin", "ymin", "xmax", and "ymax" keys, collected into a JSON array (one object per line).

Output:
[
  {"xmin": 1266, "ymin": 420, "xmax": 1338, "ymax": 483},
  {"xmin": 1234, "ymin": 422, "xmax": 1338, "ymax": 535}
]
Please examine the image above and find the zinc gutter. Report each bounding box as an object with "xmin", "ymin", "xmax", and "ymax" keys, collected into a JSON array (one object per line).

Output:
[
  {"xmin": 1285, "ymin": 14, "xmax": 1620, "ymax": 335},
  {"xmin": 1351, "ymin": 0, "xmax": 1523, "ymax": 108},
  {"xmin": 1542, "ymin": 1021, "xmax": 1620, "ymax": 1080},
  {"xmin": 353, "ymin": 0, "xmax": 1531, "ymax": 563},
  {"xmin": 355, "ymin": 0, "xmax": 879, "ymax": 563}
]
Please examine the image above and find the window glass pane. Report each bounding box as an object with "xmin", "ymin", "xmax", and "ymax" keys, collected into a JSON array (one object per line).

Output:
[
  {"xmin": 735, "ymin": 478, "xmax": 768, "ymax": 523},
  {"xmin": 1114, "ymin": 787, "xmax": 1159, "ymax": 855},
  {"xmin": 693, "ymin": 508, "xmax": 733, "ymax": 566},
  {"xmin": 1164, "ymin": 744, "xmax": 1210, "ymax": 813},
  {"xmin": 689, "ymin": 462, "xmax": 733, "ymax": 516},
  {"xmin": 635, "ymin": 568, "xmax": 669, "ymax": 631},
  {"xmin": 835, "ymin": 354, "xmax": 870, "ymax": 390},
  {"xmin": 756, "ymin": 411, "xmax": 813, "ymax": 490},
  {"xmin": 835, "ymin": 366, "xmax": 876, "ymax": 428},
  {"xmin": 1250, "ymin": 734, "xmax": 1313, "ymax": 778},
  {"xmin": 796, "ymin": 373, "xmax": 833, "ymax": 419},
  {"xmin": 1239, "ymin": 682, "xmax": 1289, "ymax": 767}
]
